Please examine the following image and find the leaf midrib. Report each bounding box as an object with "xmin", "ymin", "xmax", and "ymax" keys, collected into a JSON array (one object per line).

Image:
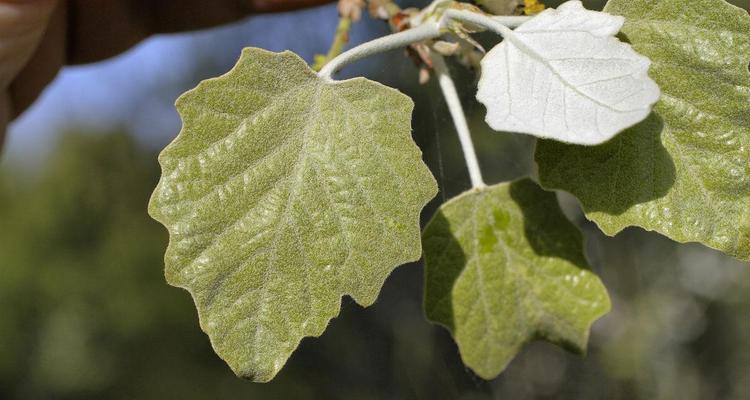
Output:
[
  {"xmin": 461, "ymin": 191, "xmax": 594, "ymax": 355},
  {"xmin": 502, "ymin": 29, "xmax": 650, "ymax": 113}
]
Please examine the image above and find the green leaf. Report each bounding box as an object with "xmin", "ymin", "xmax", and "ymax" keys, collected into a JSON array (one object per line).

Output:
[
  {"xmin": 423, "ymin": 179, "xmax": 610, "ymax": 379},
  {"xmin": 148, "ymin": 48, "xmax": 437, "ymax": 382},
  {"xmin": 536, "ymin": 0, "xmax": 750, "ymax": 259}
]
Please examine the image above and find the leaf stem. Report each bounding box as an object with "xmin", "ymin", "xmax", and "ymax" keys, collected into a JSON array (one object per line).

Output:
[
  {"xmin": 319, "ymin": 22, "xmax": 442, "ymax": 79},
  {"xmin": 318, "ymin": 11, "xmax": 531, "ymax": 79},
  {"xmin": 432, "ymin": 52, "xmax": 486, "ymax": 189},
  {"xmin": 317, "ymin": 8, "xmax": 534, "ymax": 188},
  {"xmin": 489, "ymin": 15, "xmax": 532, "ymax": 28},
  {"xmin": 443, "ymin": 9, "xmax": 517, "ymax": 37}
]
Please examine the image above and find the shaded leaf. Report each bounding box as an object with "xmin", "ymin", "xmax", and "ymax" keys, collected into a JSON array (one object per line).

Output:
[
  {"xmin": 536, "ymin": 0, "xmax": 750, "ymax": 259},
  {"xmin": 423, "ymin": 179, "xmax": 610, "ymax": 379},
  {"xmin": 149, "ymin": 48, "xmax": 437, "ymax": 381}
]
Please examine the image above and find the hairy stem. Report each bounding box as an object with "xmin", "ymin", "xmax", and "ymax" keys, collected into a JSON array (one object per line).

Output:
[
  {"xmin": 319, "ymin": 10, "xmax": 531, "ymax": 79},
  {"xmin": 316, "ymin": 7, "xmax": 534, "ymax": 187},
  {"xmin": 489, "ymin": 15, "xmax": 532, "ymax": 28},
  {"xmin": 442, "ymin": 9, "xmax": 517, "ymax": 37},
  {"xmin": 432, "ymin": 52, "xmax": 485, "ymax": 188},
  {"xmin": 319, "ymin": 22, "xmax": 442, "ymax": 79}
]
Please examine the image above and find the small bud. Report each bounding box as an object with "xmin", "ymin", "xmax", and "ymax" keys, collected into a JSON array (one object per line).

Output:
[
  {"xmin": 432, "ymin": 41, "xmax": 460, "ymax": 56},
  {"xmin": 368, "ymin": 0, "xmax": 401, "ymax": 20},
  {"xmin": 419, "ymin": 68, "xmax": 431, "ymax": 85}
]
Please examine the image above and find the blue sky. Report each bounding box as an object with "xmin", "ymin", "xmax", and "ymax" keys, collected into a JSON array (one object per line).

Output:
[{"xmin": 4, "ymin": 4, "xmax": 392, "ymax": 165}]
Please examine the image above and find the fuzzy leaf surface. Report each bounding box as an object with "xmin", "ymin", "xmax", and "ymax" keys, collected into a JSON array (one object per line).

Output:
[
  {"xmin": 536, "ymin": 0, "xmax": 750, "ymax": 259},
  {"xmin": 148, "ymin": 48, "xmax": 437, "ymax": 382},
  {"xmin": 477, "ymin": 0, "xmax": 660, "ymax": 145},
  {"xmin": 423, "ymin": 179, "xmax": 610, "ymax": 379}
]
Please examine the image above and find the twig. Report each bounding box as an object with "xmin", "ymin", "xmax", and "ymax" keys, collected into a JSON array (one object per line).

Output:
[
  {"xmin": 318, "ymin": 10, "xmax": 531, "ymax": 78},
  {"xmin": 431, "ymin": 52, "xmax": 486, "ymax": 188},
  {"xmin": 313, "ymin": 17, "xmax": 354, "ymax": 71},
  {"xmin": 319, "ymin": 22, "xmax": 443, "ymax": 79}
]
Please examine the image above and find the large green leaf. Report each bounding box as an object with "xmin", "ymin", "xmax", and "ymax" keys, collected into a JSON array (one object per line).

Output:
[
  {"xmin": 148, "ymin": 48, "xmax": 437, "ymax": 382},
  {"xmin": 423, "ymin": 179, "xmax": 610, "ymax": 379},
  {"xmin": 536, "ymin": 0, "xmax": 750, "ymax": 259}
]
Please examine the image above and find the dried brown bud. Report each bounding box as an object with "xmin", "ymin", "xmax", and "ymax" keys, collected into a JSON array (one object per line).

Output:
[
  {"xmin": 368, "ymin": 0, "xmax": 401, "ymax": 20},
  {"xmin": 418, "ymin": 67, "xmax": 431, "ymax": 85}
]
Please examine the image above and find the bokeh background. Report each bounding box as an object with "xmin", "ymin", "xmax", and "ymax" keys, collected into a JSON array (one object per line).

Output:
[{"xmin": 2, "ymin": 0, "xmax": 750, "ymax": 398}]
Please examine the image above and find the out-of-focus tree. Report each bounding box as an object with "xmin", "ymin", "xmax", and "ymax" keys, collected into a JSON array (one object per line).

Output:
[{"xmin": 2, "ymin": 128, "xmax": 750, "ymax": 399}]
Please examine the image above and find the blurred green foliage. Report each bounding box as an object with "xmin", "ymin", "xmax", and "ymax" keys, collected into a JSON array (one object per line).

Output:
[
  {"xmin": 0, "ymin": 134, "xmax": 484, "ymax": 399},
  {"xmin": 2, "ymin": 123, "xmax": 750, "ymax": 400}
]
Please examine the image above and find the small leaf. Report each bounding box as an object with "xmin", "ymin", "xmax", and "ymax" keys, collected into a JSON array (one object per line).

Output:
[
  {"xmin": 423, "ymin": 179, "xmax": 610, "ymax": 379},
  {"xmin": 149, "ymin": 48, "xmax": 437, "ymax": 381},
  {"xmin": 536, "ymin": 0, "xmax": 750, "ymax": 260},
  {"xmin": 477, "ymin": 0, "xmax": 660, "ymax": 145}
]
